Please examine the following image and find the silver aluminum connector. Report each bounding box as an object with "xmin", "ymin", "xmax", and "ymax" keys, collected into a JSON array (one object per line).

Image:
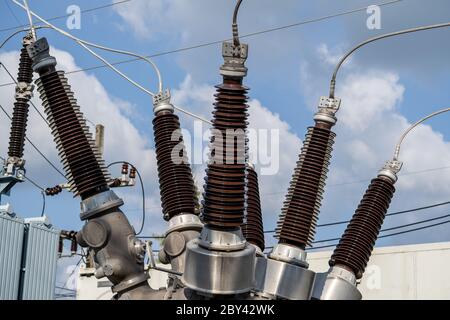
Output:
[
  {"xmin": 378, "ymin": 160, "xmax": 403, "ymax": 183},
  {"xmin": 313, "ymin": 96, "xmax": 341, "ymax": 125},
  {"xmin": 219, "ymin": 41, "xmax": 248, "ymax": 78},
  {"xmin": 153, "ymin": 89, "xmax": 174, "ymax": 114}
]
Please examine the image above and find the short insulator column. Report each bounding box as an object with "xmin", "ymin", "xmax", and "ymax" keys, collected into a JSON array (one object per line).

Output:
[
  {"xmin": 276, "ymin": 122, "xmax": 336, "ymax": 249},
  {"xmin": 152, "ymin": 109, "xmax": 198, "ymax": 220},
  {"xmin": 7, "ymin": 35, "xmax": 34, "ymax": 162},
  {"xmin": 242, "ymin": 165, "xmax": 264, "ymax": 251},
  {"xmin": 329, "ymin": 175, "xmax": 396, "ymax": 279},
  {"xmin": 202, "ymin": 78, "xmax": 249, "ymax": 229}
]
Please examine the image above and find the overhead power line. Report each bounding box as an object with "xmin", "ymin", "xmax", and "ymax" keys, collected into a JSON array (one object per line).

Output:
[
  {"xmin": 313, "ymin": 211, "xmax": 450, "ymax": 244},
  {"xmin": 0, "ymin": 102, "xmax": 66, "ymax": 179},
  {"xmin": 307, "ymin": 219, "xmax": 450, "ymax": 251},
  {"xmin": 0, "ymin": 0, "xmax": 404, "ymax": 88},
  {"xmin": 264, "ymin": 218, "xmax": 450, "ymax": 252},
  {"xmin": 262, "ymin": 199, "xmax": 450, "ymax": 233},
  {"xmin": 0, "ymin": 0, "xmax": 133, "ymax": 33}
]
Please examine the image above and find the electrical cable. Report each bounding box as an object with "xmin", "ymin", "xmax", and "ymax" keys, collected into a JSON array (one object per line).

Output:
[
  {"xmin": 22, "ymin": 0, "xmax": 36, "ymax": 40},
  {"xmin": 232, "ymin": 0, "xmax": 243, "ymax": 45},
  {"xmin": 0, "ymin": 0, "xmax": 133, "ymax": 33},
  {"xmin": 306, "ymin": 219, "xmax": 450, "ymax": 251},
  {"xmin": 264, "ymin": 218, "xmax": 450, "ymax": 252},
  {"xmin": 107, "ymin": 161, "xmax": 145, "ymax": 235},
  {"xmin": 394, "ymin": 107, "xmax": 450, "ymax": 161},
  {"xmin": 329, "ymin": 22, "xmax": 450, "ymax": 98},
  {"xmin": 0, "ymin": 25, "xmax": 49, "ymax": 49},
  {"xmin": 261, "ymin": 164, "xmax": 450, "ymax": 197},
  {"xmin": 313, "ymin": 212, "xmax": 450, "ymax": 244},
  {"xmin": 0, "ymin": 0, "xmax": 403, "ymax": 86},
  {"xmin": 4, "ymin": 0, "xmax": 22, "ymax": 25},
  {"xmin": 263, "ymin": 199, "xmax": 450, "ymax": 232},
  {"xmin": 3, "ymin": 8, "xmax": 210, "ymax": 124}
]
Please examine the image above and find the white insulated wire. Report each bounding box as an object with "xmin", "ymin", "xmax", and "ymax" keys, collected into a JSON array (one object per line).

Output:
[
  {"xmin": 11, "ymin": 0, "xmax": 212, "ymax": 124},
  {"xmin": 393, "ymin": 107, "xmax": 450, "ymax": 161},
  {"xmin": 22, "ymin": 0, "xmax": 36, "ymax": 40}
]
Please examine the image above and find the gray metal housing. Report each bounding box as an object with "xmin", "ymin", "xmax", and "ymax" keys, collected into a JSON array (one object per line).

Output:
[
  {"xmin": 0, "ymin": 210, "xmax": 25, "ymax": 300},
  {"xmin": 19, "ymin": 217, "xmax": 60, "ymax": 300}
]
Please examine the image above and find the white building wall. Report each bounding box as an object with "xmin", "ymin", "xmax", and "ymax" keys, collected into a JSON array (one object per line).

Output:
[{"xmin": 307, "ymin": 241, "xmax": 450, "ymax": 299}]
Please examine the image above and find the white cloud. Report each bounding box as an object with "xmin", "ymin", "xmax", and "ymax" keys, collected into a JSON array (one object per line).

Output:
[{"xmin": 301, "ymin": 43, "xmax": 450, "ymax": 247}]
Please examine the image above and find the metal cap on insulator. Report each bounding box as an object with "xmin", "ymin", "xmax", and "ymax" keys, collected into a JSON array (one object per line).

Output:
[
  {"xmin": 377, "ymin": 159, "xmax": 403, "ymax": 183},
  {"xmin": 26, "ymin": 37, "xmax": 56, "ymax": 73},
  {"xmin": 313, "ymin": 96, "xmax": 341, "ymax": 126},
  {"xmin": 153, "ymin": 89, "xmax": 174, "ymax": 114},
  {"xmin": 219, "ymin": 41, "xmax": 248, "ymax": 78}
]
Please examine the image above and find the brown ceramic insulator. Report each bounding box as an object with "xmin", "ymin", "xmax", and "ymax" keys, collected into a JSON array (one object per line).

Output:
[
  {"xmin": 202, "ymin": 78, "xmax": 249, "ymax": 229},
  {"xmin": 7, "ymin": 44, "xmax": 34, "ymax": 159},
  {"xmin": 35, "ymin": 70, "xmax": 109, "ymax": 199},
  {"xmin": 276, "ymin": 126, "xmax": 336, "ymax": 248},
  {"xmin": 45, "ymin": 185, "xmax": 63, "ymax": 196},
  {"xmin": 329, "ymin": 177, "xmax": 395, "ymax": 279},
  {"xmin": 152, "ymin": 111, "xmax": 197, "ymax": 220},
  {"xmin": 242, "ymin": 166, "xmax": 265, "ymax": 250}
]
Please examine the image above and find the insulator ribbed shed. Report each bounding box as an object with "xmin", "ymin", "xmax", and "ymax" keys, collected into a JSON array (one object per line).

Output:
[
  {"xmin": 276, "ymin": 124, "xmax": 336, "ymax": 248},
  {"xmin": 202, "ymin": 78, "xmax": 249, "ymax": 229},
  {"xmin": 242, "ymin": 165, "xmax": 265, "ymax": 250},
  {"xmin": 329, "ymin": 176, "xmax": 395, "ymax": 279},
  {"xmin": 7, "ymin": 42, "xmax": 34, "ymax": 159},
  {"xmin": 35, "ymin": 70, "xmax": 109, "ymax": 199},
  {"xmin": 152, "ymin": 111, "xmax": 198, "ymax": 220}
]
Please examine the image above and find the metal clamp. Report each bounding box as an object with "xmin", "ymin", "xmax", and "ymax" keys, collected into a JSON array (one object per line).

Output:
[
  {"xmin": 165, "ymin": 213, "xmax": 203, "ymax": 235},
  {"xmin": 220, "ymin": 41, "xmax": 248, "ymax": 77},
  {"xmin": 268, "ymin": 243, "xmax": 308, "ymax": 268},
  {"xmin": 79, "ymin": 190, "xmax": 124, "ymax": 220},
  {"xmin": 313, "ymin": 96, "xmax": 341, "ymax": 125},
  {"xmin": 197, "ymin": 225, "xmax": 246, "ymax": 251},
  {"xmin": 378, "ymin": 160, "xmax": 403, "ymax": 183},
  {"xmin": 15, "ymin": 82, "xmax": 34, "ymax": 100},
  {"xmin": 153, "ymin": 89, "xmax": 174, "ymax": 114}
]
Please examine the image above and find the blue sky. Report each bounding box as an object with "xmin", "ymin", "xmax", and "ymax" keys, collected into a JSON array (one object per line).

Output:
[{"xmin": 1, "ymin": 0, "xmax": 450, "ymax": 287}]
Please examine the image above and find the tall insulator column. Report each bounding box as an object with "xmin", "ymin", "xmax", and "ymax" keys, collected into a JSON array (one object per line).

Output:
[
  {"xmin": 27, "ymin": 38, "xmax": 156, "ymax": 299},
  {"xmin": 202, "ymin": 77, "xmax": 249, "ymax": 228},
  {"xmin": 312, "ymin": 160, "xmax": 402, "ymax": 300},
  {"xmin": 182, "ymin": 41, "xmax": 256, "ymax": 296},
  {"xmin": 152, "ymin": 96, "xmax": 198, "ymax": 221},
  {"xmin": 152, "ymin": 91, "xmax": 203, "ymax": 277},
  {"xmin": 242, "ymin": 164, "xmax": 264, "ymax": 252},
  {"xmin": 329, "ymin": 177, "xmax": 395, "ymax": 278},
  {"xmin": 275, "ymin": 124, "xmax": 335, "ymax": 248},
  {"xmin": 7, "ymin": 34, "xmax": 34, "ymax": 164},
  {"xmin": 273, "ymin": 96, "xmax": 340, "ymax": 260},
  {"xmin": 254, "ymin": 97, "xmax": 340, "ymax": 300}
]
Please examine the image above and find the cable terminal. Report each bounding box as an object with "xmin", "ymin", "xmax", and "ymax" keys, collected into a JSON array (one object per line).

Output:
[{"xmin": 314, "ymin": 96, "xmax": 341, "ymax": 125}]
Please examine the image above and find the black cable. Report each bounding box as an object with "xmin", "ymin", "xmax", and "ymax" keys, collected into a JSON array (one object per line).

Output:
[
  {"xmin": 264, "ymin": 218, "xmax": 450, "ymax": 252},
  {"xmin": 0, "ymin": 0, "xmax": 134, "ymax": 33},
  {"xmin": 310, "ymin": 219, "xmax": 450, "ymax": 251},
  {"xmin": 3, "ymin": 0, "xmax": 23, "ymax": 25},
  {"xmin": 0, "ymin": 0, "xmax": 403, "ymax": 88},
  {"xmin": 263, "ymin": 199, "xmax": 450, "ymax": 233},
  {"xmin": 313, "ymin": 212, "xmax": 450, "ymax": 244},
  {"xmin": 107, "ymin": 161, "xmax": 145, "ymax": 235},
  {"xmin": 40, "ymin": 191, "xmax": 46, "ymax": 217}
]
